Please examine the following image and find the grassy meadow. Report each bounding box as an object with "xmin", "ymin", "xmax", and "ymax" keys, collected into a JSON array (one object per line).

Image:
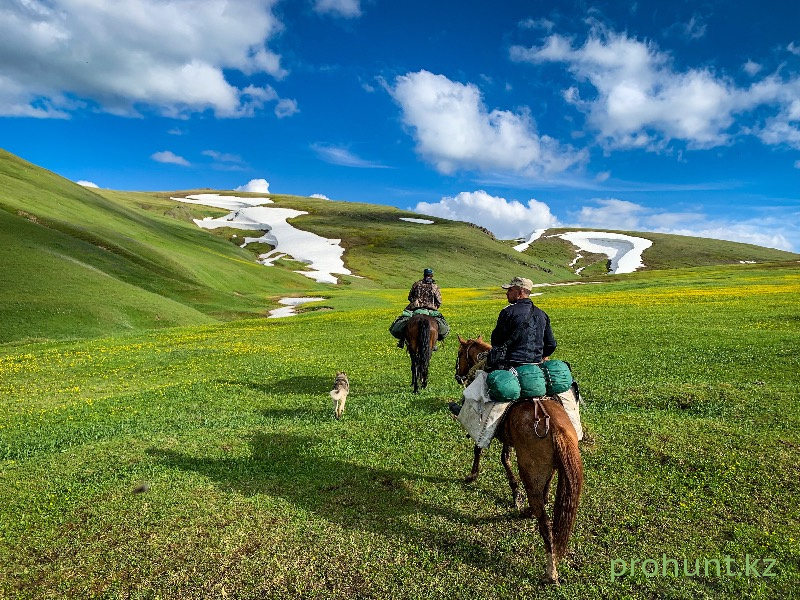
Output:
[{"xmin": 1, "ymin": 261, "xmax": 799, "ymax": 599}]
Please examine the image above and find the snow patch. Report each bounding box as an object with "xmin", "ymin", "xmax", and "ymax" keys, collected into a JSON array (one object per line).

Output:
[
  {"xmin": 400, "ymin": 217, "xmax": 435, "ymax": 224},
  {"xmin": 174, "ymin": 194, "xmax": 351, "ymax": 284},
  {"xmin": 513, "ymin": 229, "xmax": 546, "ymax": 252},
  {"xmin": 268, "ymin": 297, "xmax": 326, "ymax": 318},
  {"xmin": 558, "ymin": 231, "xmax": 653, "ymax": 275}
]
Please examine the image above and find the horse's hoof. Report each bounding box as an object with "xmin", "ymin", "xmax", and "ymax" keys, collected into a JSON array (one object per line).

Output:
[
  {"xmin": 464, "ymin": 473, "xmax": 478, "ymax": 483},
  {"xmin": 514, "ymin": 491, "xmax": 526, "ymax": 511}
]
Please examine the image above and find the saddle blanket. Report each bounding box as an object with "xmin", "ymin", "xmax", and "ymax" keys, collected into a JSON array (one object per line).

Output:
[
  {"xmin": 457, "ymin": 371, "xmax": 513, "ymax": 449},
  {"xmin": 456, "ymin": 370, "xmax": 584, "ymax": 447}
]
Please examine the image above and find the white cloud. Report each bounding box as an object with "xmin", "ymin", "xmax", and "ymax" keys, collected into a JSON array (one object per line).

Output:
[
  {"xmin": 414, "ymin": 190, "xmax": 559, "ymax": 239},
  {"xmin": 390, "ymin": 70, "xmax": 584, "ymax": 176},
  {"xmin": 310, "ymin": 193, "xmax": 330, "ymax": 199},
  {"xmin": 680, "ymin": 15, "xmax": 707, "ymax": 40},
  {"xmin": 313, "ymin": 0, "xmax": 362, "ymax": 18},
  {"xmin": 235, "ymin": 179, "xmax": 270, "ymax": 193},
  {"xmin": 151, "ymin": 151, "xmax": 190, "ymax": 166},
  {"xmin": 572, "ymin": 197, "xmax": 796, "ymax": 251},
  {"xmin": 311, "ymin": 143, "xmax": 389, "ymax": 168},
  {"xmin": 574, "ymin": 198, "xmax": 647, "ymax": 230},
  {"xmin": 76, "ymin": 180, "xmax": 98, "ymax": 188},
  {"xmin": 202, "ymin": 150, "xmax": 243, "ymax": 164},
  {"xmin": 743, "ymin": 60, "xmax": 762, "ymax": 77},
  {"xmin": 510, "ymin": 28, "xmax": 800, "ymax": 151},
  {"xmin": 795, "ymin": 160, "xmax": 800, "ymax": 169},
  {"xmin": 520, "ymin": 18, "xmax": 555, "ymax": 31},
  {"xmin": 275, "ymin": 98, "xmax": 300, "ymax": 118},
  {"xmin": 788, "ymin": 42, "xmax": 800, "ymax": 56},
  {"xmin": 0, "ymin": 0, "xmax": 292, "ymax": 118}
]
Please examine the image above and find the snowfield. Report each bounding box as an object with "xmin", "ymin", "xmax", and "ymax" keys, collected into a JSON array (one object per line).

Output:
[
  {"xmin": 174, "ymin": 194, "xmax": 351, "ymax": 284},
  {"xmin": 556, "ymin": 231, "xmax": 653, "ymax": 274}
]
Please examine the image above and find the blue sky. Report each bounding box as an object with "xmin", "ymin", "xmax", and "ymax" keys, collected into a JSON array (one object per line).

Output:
[{"xmin": 2, "ymin": 0, "xmax": 800, "ymax": 251}]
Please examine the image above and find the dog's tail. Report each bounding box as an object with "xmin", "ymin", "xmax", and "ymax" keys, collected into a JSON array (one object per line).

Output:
[{"xmin": 330, "ymin": 388, "xmax": 345, "ymax": 401}]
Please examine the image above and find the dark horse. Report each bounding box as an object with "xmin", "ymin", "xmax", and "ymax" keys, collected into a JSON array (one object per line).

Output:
[
  {"xmin": 455, "ymin": 334, "xmax": 583, "ymax": 584},
  {"xmin": 404, "ymin": 314, "xmax": 439, "ymax": 393}
]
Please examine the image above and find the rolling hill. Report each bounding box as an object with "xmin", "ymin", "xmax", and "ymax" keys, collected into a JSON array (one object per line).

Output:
[{"xmin": 1, "ymin": 148, "xmax": 798, "ymax": 344}]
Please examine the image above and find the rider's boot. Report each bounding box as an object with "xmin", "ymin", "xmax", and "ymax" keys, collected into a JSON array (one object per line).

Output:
[{"xmin": 397, "ymin": 338, "xmax": 405, "ymax": 349}]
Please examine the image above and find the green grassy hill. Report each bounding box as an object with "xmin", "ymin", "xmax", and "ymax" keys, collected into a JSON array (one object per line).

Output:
[
  {"xmin": 1, "ymin": 261, "xmax": 798, "ymax": 599},
  {"xmin": 2, "ymin": 148, "xmax": 798, "ymax": 345}
]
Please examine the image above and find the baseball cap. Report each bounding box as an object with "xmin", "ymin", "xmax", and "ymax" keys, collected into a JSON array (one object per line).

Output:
[{"xmin": 501, "ymin": 276, "xmax": 533, "ymax": 291}]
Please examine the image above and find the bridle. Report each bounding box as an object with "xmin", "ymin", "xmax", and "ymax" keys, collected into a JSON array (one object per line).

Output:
[{"xmin": 455, "ymin": 339, "xmax": 484, "ymax": 385}]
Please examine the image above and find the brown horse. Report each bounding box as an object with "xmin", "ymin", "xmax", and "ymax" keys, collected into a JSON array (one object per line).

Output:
[
  {"xmin": 454, "ymin": 334, "xmax": 583, "ymax": 584},
  {"xmin": 405, "ymin": 314, "xmax": 439, "ymax": 393}
]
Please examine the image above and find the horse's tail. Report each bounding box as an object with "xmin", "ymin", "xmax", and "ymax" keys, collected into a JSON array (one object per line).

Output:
[
  {"xmin": 415, "ymin": 317, "xmax": 432, "ymax": 373},
  {"xmin": 551, "ymin": 421, "xmax": 583, "ymax": 559}
]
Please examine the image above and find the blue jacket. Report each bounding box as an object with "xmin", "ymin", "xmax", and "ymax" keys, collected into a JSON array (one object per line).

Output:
[{"xmin": 490, "ymin": 299, "xmax": 556, "ymax": 365}]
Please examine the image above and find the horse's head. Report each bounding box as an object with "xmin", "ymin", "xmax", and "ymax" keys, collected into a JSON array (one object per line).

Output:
[{"xmin": 455, "ymin": 334, "xmax": 488, "ymax": 385}]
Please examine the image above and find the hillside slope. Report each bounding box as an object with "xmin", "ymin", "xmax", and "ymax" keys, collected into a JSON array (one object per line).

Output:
[{"xmin": 2, "ymin": 148, "xmax": 798, "ymax": 344}]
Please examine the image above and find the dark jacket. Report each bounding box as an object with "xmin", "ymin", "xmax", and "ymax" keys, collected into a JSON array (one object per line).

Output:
[{"xmin": 490, "ymin": 298, "xmax": 556, "ymax": 366}]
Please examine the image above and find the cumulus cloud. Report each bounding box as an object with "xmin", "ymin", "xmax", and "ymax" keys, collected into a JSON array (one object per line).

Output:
[
  {"xmin": 311, "ymin": 143, "xmax": 389, "ymax": 168},
  {"xmin": 310, "ymin": 193, "xmax": 330, "ymax": 199},
  {"xmin": 235, "ymin": 179, "xmax": 270, "ymax": 193},
  {"xmin": 572, "ymin": 198, "xmax": 796, "ymax": 251},
  {"xmin": 510, "ymin": 27, "xmax": 800, "ymax": 151},
  {"xmin": 414, "ymin": 190, "xmax": 559, "ymax": 239},
  {"xmin": 390, "ymin": 70, "xmax": 585, "ymax": 177},
  {"xmin": 313, "ymin": 0, "xmax": 362, "ymax": 18},
  {"xmin": 0, "ymin": 0, "xmax": 294, "ymax": 118},
  {"xmin": 743, "ymin": 60, "xmax": 762, "ymax": 77},
  {"xmin": 77, "ymin": 180, "xmax": 99, "ymax": 188},
  {"xmin": 151, "ymin": 151, "xmax": 190, "ymax": 166},
  {"xmin": 275, "ymin": 98, "xmax": 300, "ymax": 118}
]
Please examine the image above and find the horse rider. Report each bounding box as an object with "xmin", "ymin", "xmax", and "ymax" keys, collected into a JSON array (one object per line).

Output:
[
  {"xmin": 450, "ymin": 276, "xmax": 556, "ymax": 415},
  {"xmin": 392, "ymin": 268, "xmax": 450, "ymax": 349}
]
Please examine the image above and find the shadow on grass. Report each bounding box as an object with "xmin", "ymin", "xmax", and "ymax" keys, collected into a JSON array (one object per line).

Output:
[
  {"xmin": 219, "ymin": 375, "xmax": 331, "ymax": 396},
  {"xmin": 147, "ymin": 433, "xmax": 514, "ymax": 569}
]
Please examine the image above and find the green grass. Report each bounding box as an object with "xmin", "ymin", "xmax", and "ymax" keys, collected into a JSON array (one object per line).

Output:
[{"xmin": 1, "ymin": 262, "xmax": 798, "ymax": 599}]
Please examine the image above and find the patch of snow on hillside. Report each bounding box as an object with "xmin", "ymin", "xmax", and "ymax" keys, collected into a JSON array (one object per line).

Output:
[
  {"xmin": 558, "ymin": 231, "xmax": 653, "ymax": 274},
  {"xmin": 174, "ymin": 194, "xmax": 351, "ymax": 284},
  {"xmin": 269, "ymin": 297, "xmax": 326, "ymax": 318},
  {"xmin": 400, "ymin": 217, "xmax": 434, "ymax": 224},
  {"xmin": 513, "ymin": 229, "xmax": 547, "ymax": 252}
]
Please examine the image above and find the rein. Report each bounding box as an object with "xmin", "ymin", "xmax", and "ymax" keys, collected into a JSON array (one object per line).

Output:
[{"xmin": 455, "ymin": 339, "xmax": 486, "ymax": 385}]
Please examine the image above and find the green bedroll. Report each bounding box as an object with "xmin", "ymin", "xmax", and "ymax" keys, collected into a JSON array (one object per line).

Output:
[
  {"xmin": 487, "ymin": 369, "xmax": 521, "ymax": 402},
  {"xmin": 539, "ymin": 360, "xmax": 574, "ymax": 395}
]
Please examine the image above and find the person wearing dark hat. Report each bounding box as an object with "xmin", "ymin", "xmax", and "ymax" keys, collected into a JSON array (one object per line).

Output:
[
  {"xmin": 390, "ymin": 268, "xmax": 450, "ymax": 349},
  {"xmin": 406, "ymin": 268, "xmax": 441, "ymax": 313}
]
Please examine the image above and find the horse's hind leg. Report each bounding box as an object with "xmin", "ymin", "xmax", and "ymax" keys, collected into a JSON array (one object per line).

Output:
[
  {"xmin": 518, "ymin": 456, "xmax": 559, "ymax": 583},
  {"xmin": 465, "ymin": 445, "xmax": 481, "ymax": 483},
  {"xmin": 500, "ymin": 443, "xmax": 524, "ymax": 510}
]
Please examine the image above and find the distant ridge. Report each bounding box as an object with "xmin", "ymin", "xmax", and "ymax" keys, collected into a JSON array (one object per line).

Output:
[{"xmin": 2, "ymin": 148, "xmax": 798, "ymax": 343}]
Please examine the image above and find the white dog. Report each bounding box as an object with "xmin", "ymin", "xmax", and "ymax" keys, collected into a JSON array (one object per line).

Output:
[{"xmin": 330, "ymin": 372, "xmax": 349, "ymax": 420}]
